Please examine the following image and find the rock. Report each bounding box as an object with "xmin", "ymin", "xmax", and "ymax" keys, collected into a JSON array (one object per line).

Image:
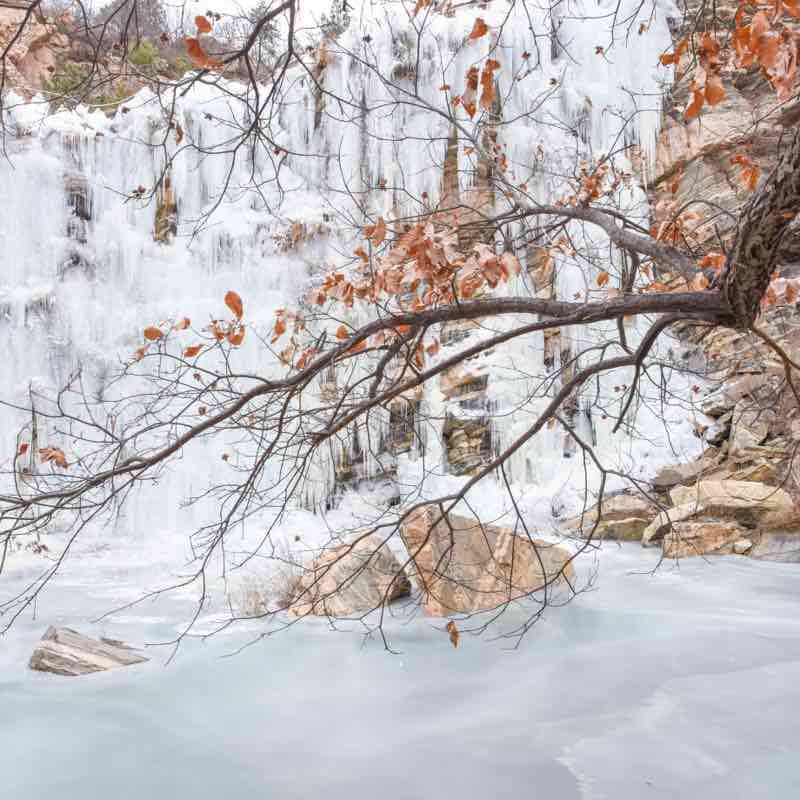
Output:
[
  {"xmin": 0, "ymin": 7, "xmax": 69, "ymax": 92},
  {"xmin": 641, "ymin": 502, "xmax": 699, "ymax": 546},
  {"xmin": 29, "ymin": 627, "xmax": 148, "ymax": 676},
  {"xmin": 442, "ymin": 415, "xmax": 492, "ymax": 475},
  {"xmin": 643, "ymin": 480, "xmax": 796, "ymax": 546},
  {"xmin": 726, "ymin": 460, "xmax": 779, "ymax": 485},
  {"xmin": 700, "ymin": 373, "xmax": 768, "ymax": 418},
  {"xmin": 651, "ymin": 457, "xmax": 715, "ymax": 491},
  {"xmin": 663, "ymin": 520, "xmax": 748, "ymax": 558},
  {"xmin": 590, "ymin": 516, "xmax": 653, "ymax": 541},
  {"xmin": 749, "ymin": 530, "xmax": 800, "ymax": 563},
  {"xmin": 153, "ymin": 175, "xmax": 177, "ymax": 242},
  {"xmin": 290, "ymin": 534, "xmax": 411, "ymax": 618},
  {"xmin": 401, "ymin": 508, "xmax": 574, "ymax": 616},
  {"xmin": 733, "ymin": 538, "xmax": 753, "ymax": 555},
  {"xmin": 729, "ymin": 398, "xmax": 776, "ymax": 458},
  {"xmin": 439, "ymin": 367, "xmax": 488, "ymax": 401},
  {"xmin": 562, "ymin": 492, "xmax": 656, "ymax": 541},
  {"xmin": 670, "ymin": 480, "xmax": 795, "ymax": 519}
]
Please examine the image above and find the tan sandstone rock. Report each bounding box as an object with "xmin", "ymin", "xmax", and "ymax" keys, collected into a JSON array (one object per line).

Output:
[
  {"xmin": 563, "ymin": 492, "xmax": 656, "ymax": 541},
  {"xmin": 642, "ymin": 480, "xmax": 795, "ymax": 546},
  {"xmin": 729, "ymin": 399, "xmax": 776, "ymax": 458},
  {"xmin": 401, "ymin": 509, "xmax": 574, "ymax": 616},
  {"xmin": 290, "ymin": 534, "xmax": 411, "ymax": 618},
  {"xmin": 662, "ymin": 520, "xmax": 747, "ymax": 558},
  {"xmin": 669, "ymin": 480, "xmax": 794, "ymax": 518}
]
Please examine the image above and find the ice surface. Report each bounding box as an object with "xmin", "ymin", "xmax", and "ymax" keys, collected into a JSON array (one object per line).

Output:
[{"xmin": 2, "ymin": 544, "xmax": 799, "ymax": 799}]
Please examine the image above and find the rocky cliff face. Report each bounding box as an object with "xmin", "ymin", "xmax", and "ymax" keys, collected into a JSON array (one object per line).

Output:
[
  {"xmin": 650, "ymin": 1, "xmax": 800, "ymax": 262},
  {"xmin": 0, "ymin": 6, "xmax": 69, "ymax": 92},
  {"xmin": 570, "ymin": 1, "xmax": 800, "ymax": 562}
]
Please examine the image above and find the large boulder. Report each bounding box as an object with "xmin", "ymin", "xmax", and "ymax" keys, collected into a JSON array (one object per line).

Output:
[
  {"xmin": 669, "ymin": 480, "xmax": 795, "ymax": 520},
  {"xmin": 562, "ymin": 492, "xmax": 656, "ymax": 541},
  {"xmin": 29, "ymin": 627, "xmax": 148, "ymax": 676},
  {"xmin": 290, "ymin": 534, "xmax": 411, "ymax": 618},
  {"xmin": 642, "ymin": 480, "xmax": 796, "ymax": 546},
  {"xmin": 401, "ymin": 508, "xmax": 574, "ymax": 616},
  {"xmin": 662, "ymin": 520, "xmax": 748, "ymax": 558}
]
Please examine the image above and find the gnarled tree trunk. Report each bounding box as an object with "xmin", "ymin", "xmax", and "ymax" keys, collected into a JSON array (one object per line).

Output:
[{"xmin": 723, "ymin": 128, "xmax": 800, "ymax": 327}]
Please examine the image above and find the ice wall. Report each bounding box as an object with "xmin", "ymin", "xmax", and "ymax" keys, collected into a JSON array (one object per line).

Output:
[{"xmin": 0, "ymin": 0, "xmax": 700, "ymax": 548}]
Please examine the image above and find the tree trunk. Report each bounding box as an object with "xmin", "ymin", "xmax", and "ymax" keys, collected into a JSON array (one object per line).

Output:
[{"xmin": 723, "ymin": 128, "xmax": 800, "ymax": 327}]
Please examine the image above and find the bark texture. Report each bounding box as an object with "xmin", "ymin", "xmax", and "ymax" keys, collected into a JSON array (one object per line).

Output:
[{"xmin": 723, "ymin": 128, "xmax": 800, "ymax": 327}]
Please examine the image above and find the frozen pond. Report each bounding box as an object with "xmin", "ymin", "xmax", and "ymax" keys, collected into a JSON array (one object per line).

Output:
[{"xmin": 2, "ymin": 545, "xmax": 800, "ymax": 799}]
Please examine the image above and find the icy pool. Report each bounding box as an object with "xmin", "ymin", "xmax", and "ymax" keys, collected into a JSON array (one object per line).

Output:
[{"xmin": 2, "ymin": 545, "xmax": 799, "ymax": 799}]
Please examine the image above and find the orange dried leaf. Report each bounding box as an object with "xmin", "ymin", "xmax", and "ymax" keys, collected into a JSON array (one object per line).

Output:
[
  {"xmin": 660, "ymin": 36, "xmax": 689, "ymax": 66},
  {"xmin": 225, "ymin": 290, "xmax": 244, "ymax": 319},
  {"xmin": 18, "ymin": 442, "xmax": 29, "ymax": 456},
  {"xmin": 764, "ymin": 285, "xmax": 779, "ymax": 306},
  {"xmin": 499, "ymin": 251, "xmax": 522, "ymax": 276},
  {"xmin": 479, "ymin": 58, "xmax": 501, "ymax": 110},
  {"xmin": 413, "ymin": 0, "xmax": 431, "ymax": 16},
  {"xmin": 209, "ymin": 321, "xmax": 226, "ymax": 341},
  {"xmin": 597, "ymin": 271, "xmax": 610, "ymax": 287},
  {"xmin": 468, "ymin": 17, "xmax": 489, "ymax": 40},
  {"xmin": 174, "ymin": 316, "xmax": 191, "ymax": 330},
  {"xmin": 185, "ymin": 36, "xmax": 223, "ymax": 70},
  {"xmin": 446, "ymin": 620, "xmax": 459, "ymax": 647},
  {"xmin": 336, "ymin": 324, "xmax": 350, "ymax": 340},
  {"xmin": 704, "ymin": 73, "xmax": 726, "ymax": 106},
  {"xmin": 39, "ymin": 446, "xmax": 68, "ymax": 469},
  {"xmin": 684, "ymin": 89, "xmax": 705, "ymax": 119},
  {"xmin": 183, "ymin": 344, "xmax": 203, "ymax": 358},
  {"xmin": 195, "ymin": 15, "xmax": 212, "ymax": 33},
  {"xmin": 364, "ymin": 216, "xmax": 387, "ymax": 245},
  {"xmin": 227, "ymin": 326, "xmax": 245, "ymax": 346},
  {"xmin": 699, "ymin": 252, "xmax": 726, "ymax": 272},
  {"xmin": 295, "ymin": 347, "xmax": 316, "ymax": 370},
  {"xmin": 143, "ymin": 326, "xmax": 163, "ymax": 341}
]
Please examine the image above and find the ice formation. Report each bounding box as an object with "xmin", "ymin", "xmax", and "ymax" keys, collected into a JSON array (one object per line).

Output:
[{"xmin": 0, "ymin": 0, "xmax": 703, "ymax": 557}]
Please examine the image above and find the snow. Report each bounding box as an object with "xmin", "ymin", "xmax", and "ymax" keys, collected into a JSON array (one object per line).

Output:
[{"xmin": 2, "ymin": 543, "xmax": 800, "ymax": 798}]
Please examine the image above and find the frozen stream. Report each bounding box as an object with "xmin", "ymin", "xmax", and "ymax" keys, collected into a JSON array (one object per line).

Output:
[{"xmin": 2, "ymin": 545, "xmax": 800, "ymax": 799}]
